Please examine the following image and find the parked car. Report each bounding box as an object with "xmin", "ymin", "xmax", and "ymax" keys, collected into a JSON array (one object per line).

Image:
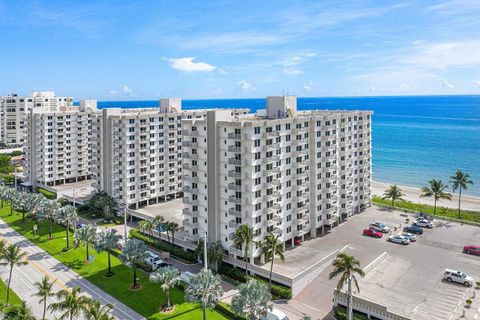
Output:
[
  {"xmin": 414, "ymin": 219, "xmax": 433, "ymax": 228},
  {"xmin": 261, "ymin": 308, "xmax": 289, "ymax": 320},
  {"xmin": 463, "ymin": 245, "xmax": 480, "ymax": 256},
  {"xmin": 294, "ymin": 237, "xmax": 302, "ymax": 246},
  {"xmin": 443, "ymin": 269, "xmax": 474, "ymax": 287},
  {"xmin": 388, "ymin": 235, "xmax": 409, "ymax": 245},
  {"xmin": 363, "ymin": 227, "xmax": 383, "ymax": 238},
  {"xmin": 369, "ymin": 222, "xmax": 390, "ymax": 233},
  {"xmin": 144, "ymin": 251, "xmax": 165, "ymax": 270},
  {"xmin": 77, "ymin": 223, "xmax": 86, "ymax": 229},
  {"xmin": 400, "ymin": 232, "xmax": 417, "ymax": 242},
  {"xmin": 180, "ymin": 271, "xmax": 195, "ymax": 285},
  {"xmin": 403, "ymin": 225, "xmax": 424, "ymax": 235}
]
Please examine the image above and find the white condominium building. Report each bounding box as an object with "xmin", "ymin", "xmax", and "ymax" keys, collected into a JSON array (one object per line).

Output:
[
  {"xmin": 91, "ymin": 98, "xmax": 248, "ymax": 210},
  {"xmin": 182, "ymin": 96, "xmax": 372, "ymax": 262},
  {"xmin": 24, "ymin": 100, "xmax": 96, "ymax": 188},
  {"xmin": 0, "ymin": 91, "xmax": 73, "ymax": 145}
]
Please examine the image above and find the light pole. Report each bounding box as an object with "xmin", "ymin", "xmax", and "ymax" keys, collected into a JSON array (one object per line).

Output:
[
  {"xmin": 14, "ymin": 167, "xmax": 17, "ymax": 191},
  {"xmin": 203, "ymin": 232, "xmax": 208, "ymax": 270},
  {"xmin": 119, "ymin": 202, "xmax": 128, "ymax": 241},
  {"xmin": 72, "ymin": 187, "xmax": 76, "ymax": 209}
]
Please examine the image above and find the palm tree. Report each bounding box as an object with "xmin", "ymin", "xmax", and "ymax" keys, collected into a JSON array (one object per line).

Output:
[
  {"xmin": 12, "ymin": 192, "xmax": 42, "ymax": 223},
  {"xmin": 138, "ymin": 220, "xmax": 154, "ymax": 237},
  {"xmin": 149, "ymin": 266, "xmax": 181, "ymax": 309},
  {"xmin": 74, "ymin": 225, "xmax": 97, "ymax": 262},
  {"xmin": 232, "ymin": 224, "xmax": 254, "ymax": 276},
  {"xmin": 185, "ymin": 268, "xmax": 224, "ymax": 320},
  {"xmin": 450, "ymin": 170, "xmax": 474, "ymax": 219},
  {"xmin": 329, "ymin": 253, "xmax": 365, "ymax": 320},
  {"xmin": 3, "ymin": 187, "xmax": 18, "ymax": 215},
  {"xmin": 168, "ymin": 222, "xmax": 179, "ymax": 245},
  {"xmin": 35, "ymin": 199, "xmax": 60, "ymax": 240},
  {"xmin": 48, "ymin": 287, "xmax": 90, "ymax": 320},
  {"xmin": 0, "ymin": 186, "xmax": 8, "ymax": 208},
  {"xmin": 83, "ymin": 299, "xmax": 114, "ymax": 320},
  {"xmin": 0, "ymin": 238, "xmax": 7, "ymax": 258},
  {"xmin": 94, "ymin": 229, "xmax": 121, "ymax": 277},
  {"xmin": 195, "ymin": 238, "xmax": 205, "ymax": 264},
  {"xmin": 420, "ymin": 179, "xmax": 452, "ymax": 214},
  {"xmin": 207, "ymin": 241, "xmax": 224, "ymax": 272},
  {"xmin": 382, "ymin": 185, "xmax": 404, "ymax": 206},
  {"xmin": 54, "ymin": 205, "xmax": 78, "ymax": 249},
  {"xmin": 4, "ymin": 301, "xmax": 36, "ymax": 320},
  {"xmin": 1, "ymin": 244, "xmax": 28, "ymax": 305},
  {"xmin": 89, "ymin": 191, "xmax": 116, "ymax": 221},
  {"xmin": 232, "ymin": 279, "xmax": 272, "ymax": 320},
  {"xmin": 119, "ymin": 239, "xmax": 149, "ymax": 289},
  {"xmin": 32, "ymin": 276, "xmax": 55, "ymax": 320},
  {"xmin": 259, "ymin": 233, "xmax": 285, "ymax": 289}
]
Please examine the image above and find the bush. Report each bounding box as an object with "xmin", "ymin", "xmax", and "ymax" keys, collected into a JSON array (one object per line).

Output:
[
  {"xmin": 37, "ymin": 188, "xmax": 57, "ymax": 200},
  {"xmin": 333, "ymin": 306, "xmax": 369, "ymax": 320},
  {"xmin": 466, "ymin": 299, "xmax": 472, "ymax": 304},
  {"xmin": 215, "ymin": 302, "xmax": 245, "ymax": 320},
  {"xmin": 129, "ymin": 229, "xmax": 197, "ymax": 263}
]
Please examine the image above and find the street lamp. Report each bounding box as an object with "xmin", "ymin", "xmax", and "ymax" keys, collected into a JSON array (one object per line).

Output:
[{"xmin": 118, "ymin": 202, "xmax": 128, "ymax": 241}]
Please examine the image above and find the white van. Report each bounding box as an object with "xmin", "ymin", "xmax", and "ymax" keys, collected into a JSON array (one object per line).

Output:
[{"xmin": 261, "ymin": 308, "xmax": 289, "ymax": 320}]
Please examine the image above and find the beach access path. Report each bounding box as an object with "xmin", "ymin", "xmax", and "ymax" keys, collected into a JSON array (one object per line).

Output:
[{"xmin": 372, "ymin": 181, "xmax": 480, "ymax": 212}]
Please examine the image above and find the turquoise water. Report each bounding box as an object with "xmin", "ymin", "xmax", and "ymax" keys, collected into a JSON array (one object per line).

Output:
[{"xmin": 97, "ymin": 95, "xmax": 480, "ymax": 196}]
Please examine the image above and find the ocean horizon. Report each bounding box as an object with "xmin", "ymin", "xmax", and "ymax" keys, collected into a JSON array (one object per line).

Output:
[{"xmin": 93, "ymin": 95, "xmax": 480, "ymax": 196}]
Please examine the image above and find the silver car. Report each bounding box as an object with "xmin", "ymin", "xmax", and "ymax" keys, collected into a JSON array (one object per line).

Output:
[
  {"xmin": 388, "ymin": 235, "xmax": 409, "ymax": 245},
  {"xmin": 443, "ymin": 269, "xmax": 474, "ymax": 287},
  {"xmin": 400, "ymin": 232, "xmax": 417, "ymax": 242}
]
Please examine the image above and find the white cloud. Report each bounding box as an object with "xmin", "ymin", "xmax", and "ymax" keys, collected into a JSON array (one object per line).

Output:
[
  {"xmin": 473, "ymin": 80, "xmax": 480, "ymax": 88},
  {"xmin": 123, "ymin": 85, "xmax": 133, "ymax": 93},
  {"xmin": 442, "ymin": 80, "xmax": 455, "ymax": 89},
  {"xmin": 109, "ymin": 90, "xmax": 117, "ymax": 95},
  {"xmin": 303, "ymin": 81, "xmax": 314, "ymax": 91},
  {"xmin": 165, "ymin": 57, "xmax": 217, "ymax": 73},
  {"xmin": 282, "ymin": 53, "xmax": 316, "ymax": 76},
  {"xmin": 237, "ymin": 80, "xmax": 255, "ymax": 92},
  {"xmin": 212, "ymin": 88, "xmax": 224, "ymax": 95},
  {"xmin": 400, "ymin": 84, "xmax": 411, "ymax": 90}
]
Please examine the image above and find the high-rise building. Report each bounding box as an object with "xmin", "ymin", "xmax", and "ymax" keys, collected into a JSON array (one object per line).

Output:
[{"xmin": 182, "ymin": 96, "xmax": 372, "ymax": 262}]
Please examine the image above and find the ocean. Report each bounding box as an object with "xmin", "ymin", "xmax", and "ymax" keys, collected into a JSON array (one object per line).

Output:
[{"xmin": 96, "ymin": 95, "xmax": 480, "ymax": 196}]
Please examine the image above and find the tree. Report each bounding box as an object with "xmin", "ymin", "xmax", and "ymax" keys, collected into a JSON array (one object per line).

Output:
[
  {"xmin": 207, "ymin": 241, "xmax": 224, "ymax": 272},
  {"xmin": 4, "ymin": 301, "xmax": 36, "ymax": 320},
  {"xmin": 34, "ymin": 199, "xmax": 60, "ymax": 240},
  {"xmin": 138, "ymin": 220, "xmax": 154, "ymax": 237},
  {"xmin": 450, "ymin": 170, "xmax": 474, "ymax": 219},
  {"xmin": 232, "ymin": 279, "xmax": 271, "ymax": 320},
  {"xmin": 32, "ymin": 276, "xmax": 55, "ymax": 320},
  {"xmin": 2, "ymin": 187, "xmax": 18, "ymax": 215},
  {"xmin": 54, "ymin": 205, "xmax": 78, "ymax": 249},
  {"xmin": 329, "ymin": 253, "xmax": 365, "ymax": 320},
  {"xmin": 1, "ymin": 244, "xmax": 28, "ymax": 305},
  {"xmin": 94, "ymin": 229, "xmax": 121, "ymax": 277},
  {"xmin": 48, "ymin": 287, "xmax": 90, "ymax": 320},
  {"xmin": 382, "ymin": 184, "xmax": 404, "ymax": 207},
  {"xmin": 185, "ymin": 269, "xmax": 224, "ymax": 320},
  {"xmin": 166, "ymin": 222, "xmax": 179, "ymax": 245},
  {"xmin": 12, "ymin": 192, "xmax": 43, "ymax": 223},
  {"xmin": 232, "ymin": 224, "xmax": 254, "ymax": 276},
  {"xmin": 258, "ymin": 233, "xmax": 285, "ymax": 289},
  {"xmin": 195, "ymin": 238, "xmax": 205, "ymax": 264},
  {"xmin": 89, "ymin": 191, "xmax": 116, "ymax": 221},
  {"xmin": 420, "ymin": 179, "xmax": 452, "ymax": 215},
  {"xmin": 149, "ymin": 266, "xmax": 181, "ymax": 309},
  {"xmin": 119, "ymin": 239, "xmax": 148, "ymax": 289},
  {"xmin": 0, "ymin": 238, "xmax": 7, "ymax": 258},
  {"xmin": 83, "ymin": 299, "xmax": 114, "ymax": 320},
  {"xmin": 74, "ymin": 225, "xmax": 97, "ymax": 262}
]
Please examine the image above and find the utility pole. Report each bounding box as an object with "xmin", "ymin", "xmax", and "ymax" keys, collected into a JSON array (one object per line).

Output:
[
  {"xmin": 14, "ymin": 167, "xmax": 17, "ymax": 191},
  {"xmin": 123, "ymin": 204, "xmax": 128, "ymax": 241},
  {"xmin": 203, "ymin": 232, "xmax": 208, "ymax": 270},
  {"xmin": 72, "ymin": 187, "xmax": 76, "ymax": 209}
]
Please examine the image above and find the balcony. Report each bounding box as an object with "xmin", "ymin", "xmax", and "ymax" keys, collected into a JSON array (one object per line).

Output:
[
  {"xmin": 228, "ymin": 158, "xmax": 242, "ymax": 166},
  {"xmin": 229, "ymin": 246, "xmax": 244, "ymax": 257},
  {"xmin": 228, "ymin": 145, "xmax": 242, "ymax": 152},
  {"xmin": 182, "ymin": 141, "xmax": 198, "ymax": 148},
  {"xmin": 228, "ymin": 196, "xmax": 243, "ymax": 205},
  {"xmin": 228, "ymin": 220, "xmax": 240, "ymax": 228},
  {"xmin": 262, "ymin": 131, "xmax": 280, "ymax": 138},
  {"xmin": 228, "ymin": 207, "xmax": 244, "ymax": 218},
  {"xmin": 183, "ymin": 219, "xmax": 199, "ymax": 228},
  {"xmin": 227, "ymin": 133, "xmax": 242, "ymax": 140},
  {"xmin": 228, "ymin": 183, "xmax": 243, "ymax": 192},
  {"xmin": 183, "ymin": 197, "xmax": 199, "ymax": 205},
  {"xmin": 182, "ymin": 153, "xmax": 199, "ymax": 160},
  {"xmin": 263, "ymin": 154, "xmax": 280, "ymax": 163},
  {"xmin": 272, "ymin": 227, "xmax": 282, "ymax": 237},
  {"xmin": 228, "ymin": 170, "xmax": 243, "ymax": 179}
]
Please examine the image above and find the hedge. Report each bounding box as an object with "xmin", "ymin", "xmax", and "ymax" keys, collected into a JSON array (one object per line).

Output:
[
  {"xmin": 37, "ymin": 188, "xmax": 57, "ymax": 200},
  {"xmin": 333, "ymin": 305, "xmax": 369, "ymax": 320},
  {"xmin": 216, "ymin": 302, "xmax": 245, "ymax": 320},
  {"xmin": 129, "ymin": 229, "xmax": 197, "ymax": 263}
]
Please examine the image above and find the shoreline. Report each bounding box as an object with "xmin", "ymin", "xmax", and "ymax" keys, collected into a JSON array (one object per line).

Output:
[{"xmin": 371, "ymin": 181, "xmax": 480, "ymax": 212}]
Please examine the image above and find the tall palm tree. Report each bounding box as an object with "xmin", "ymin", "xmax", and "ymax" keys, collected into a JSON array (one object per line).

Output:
[
  {"xmin": 259, "ymin": 233, "xmax": 285, "ymax": 289},
  {"xmin": 329, "ymin": 253, "xmax": 365, "ymax": 320},
  {"xmin": 35, "ymin": 199, "xmax": 60, "ymax": 240},
  {"xmin": 12, "ymin": 192, "xmax": 42, "ymax": 223},
  {"xmin": 3, "ymin": 188, "xmax": 18, "ymax": 215},
  {"xmin": 48, "ymin": 287, "xmax": 90, "ymax": 320},
  {"xmin": 138, "ymin": 220, "xmax": 154, "ymax": 237},
  {"xmin": 4, "ymin": 301, "xmax": 36, "ymax": 320},
  {"xmin": 420, "ymin": 179, "xmax": 452, "ymax": 214},
  {"xmin": 152, "ymin": 216, "xmax": 165, "ymax": 245},
  {"xmin": 32, "ymin": 276, "xmax": 55, "ymax": 320},
  {"xmin": 83, "ymin": 299, "xmax": 114, "ymax": 320},
  {"xmin": 232, "ymin": 279, "xmax": 272, "ymax": 320},
  {"xmin": 382, "ymin": 185, "xmax": 404, "ymax": 206},
  {"xmin": 119, "ymin": 239, "xmax": 149, "ymax": 289},
  {"xmin": 149, "ymin": 266, "xmax": 181, "ymax": 309},
  {"xmin": 185, "ymin": 268, "xmax": 224, "ymax": 320},
  {"xmin": 0, "ymin": 186, "xmax": 8, "ymax": 208},
  {"xmin": 54, "ymin": 205, "xmax": 78, "ymax": 249},
  {"xmin": 0, "ymin": 238, "xmax": 7, "ymax": 258},
  {"xmin": 207, "ymin": 241, "xmax": 224, "ymax": 272},
  {"xmin": 232, "ymin": 224, "xmax": 253, "ymax": 276},
  {"xmin": 167, "ymin": 222, "xmax": 179, "ymax": 245},
  {"xmin": 1, "ymin": 244, "xmax": 28, "ymax": 305},
  {"xmin": 450, "ymin": 170, "xmax": 474, "ymax": 219},
  {"xmin": 74, "ymin": 225, "xmax": 97, "ymax": 262},
  {"xmin": 94, "ymin": 229, "xmax": 121, "ymax": 277}
]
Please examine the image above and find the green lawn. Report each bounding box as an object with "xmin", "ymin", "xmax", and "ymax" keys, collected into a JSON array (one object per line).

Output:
[
  {"xmin": 372, "ymin": 196, "xmax": 480, "ymax": 223},
  {"xmin": 0, "ymin": 277, "xmax": 22, "ymax": 306},
  {"xmin": 0, "ymin": 206, "xmax": 230, "ymax": 319}
]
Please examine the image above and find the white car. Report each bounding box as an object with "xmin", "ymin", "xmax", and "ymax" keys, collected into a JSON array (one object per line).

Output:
[
  {"xmin": 414, "ymin": 219, "xmax": 433, "ymax": 228},
  {"xmin": 388, "ymin": 235, "xmax": 409, "ymax": 245},
  {"xmin": 443, "ymin": 269, "xmax": 474, "ymax": 287},
  {"xmin": 261, "ymin": 308, "xmax": 289, "ymax": 320},
  {"xmin": 180, "ymin": 271, "xmax": 195, "ymax": 285},
  {"xmin": 144, "ymin": 251, "xmax": 164, "ymax": 270},
  {"xmin": 400, "ymin": 232, "xmax": 417, "ymax": 242},
  {"xmin": 369, "ymin": 222, "xmax": 390, "ymax": 233}
]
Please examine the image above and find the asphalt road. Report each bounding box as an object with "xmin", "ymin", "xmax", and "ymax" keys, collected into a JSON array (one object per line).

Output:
[{"xmin": 0, "ymin": 218, "xmax": 145, "ymax": 320}]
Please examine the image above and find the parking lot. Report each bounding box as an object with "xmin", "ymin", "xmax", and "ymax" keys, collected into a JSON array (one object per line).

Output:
[{"xmin": 281, "ymin": 205, "xmax": 480, "ymax": 319}]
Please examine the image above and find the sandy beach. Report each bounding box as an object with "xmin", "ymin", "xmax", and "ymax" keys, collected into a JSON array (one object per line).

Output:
[{"xmin": 371, "ymin": 181, "xmax": 480, "ymax": 212}]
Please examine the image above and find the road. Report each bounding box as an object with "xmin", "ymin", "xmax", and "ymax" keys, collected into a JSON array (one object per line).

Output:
[{"xmin": 0, "ymin": 218, "xmax": 145, "ymax": 320}]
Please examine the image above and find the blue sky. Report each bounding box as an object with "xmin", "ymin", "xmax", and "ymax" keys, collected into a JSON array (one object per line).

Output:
[{"xmin": 1, "ymin": 0, "xmax": 480, "ymax": 100}]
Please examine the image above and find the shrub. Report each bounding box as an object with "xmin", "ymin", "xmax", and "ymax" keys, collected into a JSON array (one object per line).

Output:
[
  {"xmin": 37, "ymin": 188, "xmax": 57, "ymax": 200},
  {"xmin": 334, "ymin": 306, "xmax": 369, "ymax": 320},
  {"xmin": 216, "ymin": 302, "xmax": 245, "ymax": 320},
  {"xmin": 129, "ymin": 229, "xmax": 197, "ymax": 263},
  {"xmin": 466, "ymin": 299, "xmax": 472, "ymax": 304}
]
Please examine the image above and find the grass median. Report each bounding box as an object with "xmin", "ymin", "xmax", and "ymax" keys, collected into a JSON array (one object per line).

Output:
[
  {"xmin": 0, "ymin": 206, "xmax": 229, "ymax": 320},
  {"xmin": 0, "ymin": 277, "xmax": 22, "ymax": 306}
]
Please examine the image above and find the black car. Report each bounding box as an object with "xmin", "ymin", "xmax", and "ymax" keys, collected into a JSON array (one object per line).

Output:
[{"xmin": 403, "ymin": 225, "xmax": 424, "ymax": 235}]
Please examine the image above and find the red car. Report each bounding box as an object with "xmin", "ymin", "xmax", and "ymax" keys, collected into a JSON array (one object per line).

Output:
[
  {"xmin": 363, "ymin": 227, "xmax": 383, "ymax": 238},
  {"xmin": 294, "ymin": 237, "xmax": 302, "ymax": 246},
  {"xmin": 463, "ymin": 245, "xmax": 480, "ymax": 255}
]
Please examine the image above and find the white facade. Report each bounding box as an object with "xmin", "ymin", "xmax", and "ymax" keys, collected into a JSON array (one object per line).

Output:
[
  {"xmin": 0, "ymin": 92, "xmax": 73, "ymax": 145},
  {"xmin": 182, "ymin": 96, "xmax": 372, "ymax": 261},
  {"xmin": 24, "ymin": 100, "xmax": 96, "ymax": 188}
]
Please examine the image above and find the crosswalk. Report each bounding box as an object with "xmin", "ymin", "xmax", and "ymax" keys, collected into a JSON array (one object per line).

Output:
[{"xmin": 412, "ymin": 283, "xmax": 468, "ymax": 320}]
